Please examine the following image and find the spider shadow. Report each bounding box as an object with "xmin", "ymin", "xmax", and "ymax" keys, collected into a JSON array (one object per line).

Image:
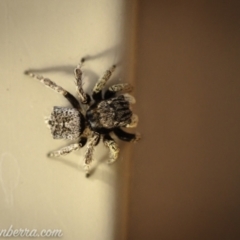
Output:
[
  {"xmin": 25, "ymin": 45, "xmax": 122, "ymax": 84},
  {"xmin": 49, "ymin": 155, "xmax": 81, "ymax": 172}
]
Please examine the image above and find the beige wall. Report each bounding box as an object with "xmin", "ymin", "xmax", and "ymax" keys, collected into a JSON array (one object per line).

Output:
[{"xmin": 0, "ymin": 1, "xmax": 132, "ymax": 240}]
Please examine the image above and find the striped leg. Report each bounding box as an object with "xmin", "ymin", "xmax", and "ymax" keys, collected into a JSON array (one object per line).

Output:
[
  {"xmin": 105, "ymin": 83, "xmax": 133, "ymax": 99},
  {"xmin": 83, "ymin": 132, "xmax": 100, "ymax": 177},
  {"xmin": 74, "ymin": 59, "xmax": 90, "ymax": 104},
  {"xmin": 48, "ymin": 137, "xmax": 87, "ymax": 157},
  {"xmin": 92, "ymin": 65, "xmax": 116, "ymax": 101},
  {"xmin": 48, "ymin": 143, "xmax": 80, "ymax": 157},
  {"xmin": 103, "ymin": 134, "xmax": 119, "ymax": 164},
  {"xmin": 25, "ymin": 71, "xmax": 80, "ymax": 109}
]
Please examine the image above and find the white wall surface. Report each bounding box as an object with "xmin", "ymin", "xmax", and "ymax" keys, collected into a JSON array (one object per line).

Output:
[{"xmin": 0, "ymin": 1, "xmax": 137, "ymax": 240}]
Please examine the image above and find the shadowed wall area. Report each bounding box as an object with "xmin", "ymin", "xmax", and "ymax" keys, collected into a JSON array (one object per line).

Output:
[{"xmin": 128, "ymin": 1, "xmax": 240, "ymax": 239}]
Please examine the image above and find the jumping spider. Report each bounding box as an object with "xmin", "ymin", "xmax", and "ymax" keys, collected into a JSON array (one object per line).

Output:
[{"xmin": 25, "ymin": 58, "xmax": 140, "ymax": 177}]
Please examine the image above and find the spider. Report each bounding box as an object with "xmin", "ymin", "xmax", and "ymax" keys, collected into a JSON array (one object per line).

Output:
[{"xmin": 25, "ymin": 58, "xmax": 140, "ymax": 177}]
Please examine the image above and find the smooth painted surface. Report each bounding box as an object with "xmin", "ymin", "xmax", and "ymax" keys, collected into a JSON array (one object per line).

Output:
[
  {"xmin": 128, "ymin": 1, "xmax": 240, "ymax": 240},
  {"xmin": 0, "ymin": 1, "xmax": 136, "ymax": 239}
]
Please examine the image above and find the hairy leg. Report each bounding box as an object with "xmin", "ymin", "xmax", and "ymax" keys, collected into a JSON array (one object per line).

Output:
[
  {"xmin": 83, "ymin": 132, "xmax": 100, "ymax": 177},
  {"xmin": 25, "ymin": 71, "xmax": 80, "ymax": 109},
  {"xmin": 74, "ymin": 59, "xmax": 90, "ymax": 104},
  {"xmin": 114, "ymin": 128, "xmax": 141, "ymax": 142},
  {"xmin": 103, "ymin": 134, "xmax": 119, "ymax": 164},
  {"xmin": 48, "ymin": 137, "xmax": 87, "ymax": 157},
  {"xmin": 92, "ymin": 65, "xmax": 116, "ymax": 101},
  {"xmin": 105, "ymin": 83, "xmax": 133, "ymax": 99}
]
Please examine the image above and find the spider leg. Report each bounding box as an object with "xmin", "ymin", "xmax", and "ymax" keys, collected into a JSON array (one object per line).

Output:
[
  {"xmin": 92, "ymin": 65, "xmax": 116, "ymax": 101},
  {"xmin": 113, "ymin": 128, "xmax": 141, "ymax": 142},
  {"xmin": 103, "ymin": 134, "xmax": 119, "ymax": 164},
  {"xmin": 83, "ymin": 132, "xmax": 100, "ymax": 177},
  {"xmin": 104, "ymin": 83, "xmax": 133, "ymax": 99},
  {"xmin": 74, "ymin": 60, "xmax": 91, "ymax": 104},
  {"xmin": 48, "ymin": 137, "xmax": 87, "ymax": 157},
  {"xmin": 25, "ymin": 71, "xmax": 80, "ymax": 109},
  {"xmin": 125, "ymin": 114, "xmax": 139, "ymax": 128}
]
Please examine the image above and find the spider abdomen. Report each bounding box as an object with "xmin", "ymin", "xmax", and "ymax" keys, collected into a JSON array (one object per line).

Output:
[
  {"xmin": 86, "ymin": 95, "xmax": 132, "ymax": 131},
  {"xmin": 47, "ymin": 107, "xmax": 84, "ymax": 140}
]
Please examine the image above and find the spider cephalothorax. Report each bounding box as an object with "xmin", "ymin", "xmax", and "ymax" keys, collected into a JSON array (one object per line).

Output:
[
  {"xmin": 86, "ymin": 94, "xmax": 134, "ymax": 130},
  {"xmin": 25, "ymin": 59, "xmax": 140, "ymax": 177}
]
